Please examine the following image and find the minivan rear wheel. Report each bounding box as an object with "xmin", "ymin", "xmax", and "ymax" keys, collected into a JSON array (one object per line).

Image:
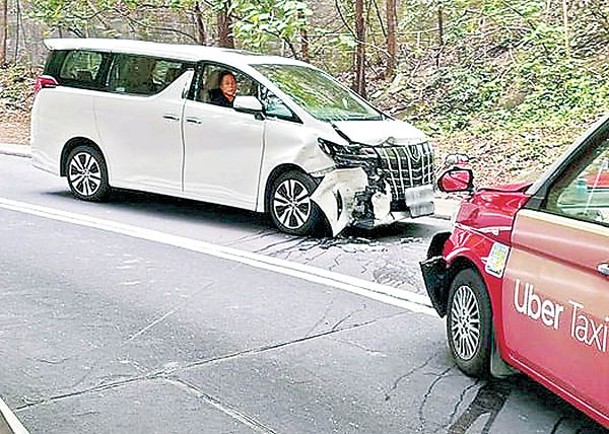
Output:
[
  {"xmin": 66, "ymin": 145, "xmax": 110, "ymax": 201},
  {"xmin": 269, "ymin": 170, "xmax": 321, "ymax": 235}
]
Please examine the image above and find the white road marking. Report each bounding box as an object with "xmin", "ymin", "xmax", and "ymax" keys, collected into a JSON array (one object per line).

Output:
[
  {"xmin": 0, "ymin": 197, "xmax": 435, "ymax": 315},
  {"xmin": 0, "ymin": 394, "xmax": 30, "ymax": 434}
]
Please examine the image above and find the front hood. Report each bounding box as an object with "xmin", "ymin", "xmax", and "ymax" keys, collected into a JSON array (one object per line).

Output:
[
  {"xmin": 455, "ymin": 189, "xmax": 531, "ymax": 245},
  {"xmin": 477, "ymin": 181, "xmax": 533, "ymax": 193},
  {"xmin": 332, "ymin": 119, "xmax": 427, "ymax": 146}
]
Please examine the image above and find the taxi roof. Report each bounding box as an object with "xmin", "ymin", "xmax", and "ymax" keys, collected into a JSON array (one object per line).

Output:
[{"xmin": 43, "ymin": 38, "xmax": 307, "ymax": 68}]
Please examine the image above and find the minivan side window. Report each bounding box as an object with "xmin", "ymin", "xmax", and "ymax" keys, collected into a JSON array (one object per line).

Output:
[
  {"xmin": 196, "ymin": 64, "xmax": 258, "ymax": 104},
  {"xmin": 107, "ymin": 54, "xmax": 188, "ymax": 96},
  {"xmin": 543, "ymin": 137, "xmax": 609, "ymax": 227},
  {"xmin": 194, "ymin": 63, "xmax": 298, "ymax": 121},
  {"xmin": 59, "ymin": 50, "xmax": 105, "ymax": 87}
]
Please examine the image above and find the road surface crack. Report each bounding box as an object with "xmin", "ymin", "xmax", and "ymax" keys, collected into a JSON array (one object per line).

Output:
[
  {"xmin": 416, "ymin": 366, "xmax": 453, "ymax": 432},
  {"xmin": 305, "ymin": 299, "xmax": 334, "ymax": 337},
  {"xmin": 331, "ymin": 305, "xmax": 367, "ymax": 331},
  {"xmin": 163, "ymin": 377, "xmax": 279, "ymax": 434},
  {"xmin": 444, "ymin": 379, "xmax": 480, "ymax": 429},
  {"xmin": 383, "ymin": 353, "xmax": 436, "ymax": 401},
  {"xmin": 253, "ymin": 237, "xmax": 308, "ymax": 255},
  {"xmin": 223, "ymin": 229, "xmax": 277, "ymax": 247},
  {"xmin": 180, "ymin": 312, "xmax": 406, "ymax": 373}
]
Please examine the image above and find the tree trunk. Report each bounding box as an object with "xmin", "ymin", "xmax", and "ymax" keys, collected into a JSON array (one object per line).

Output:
[
  {"xmin": 194, "ymin": 1, "xmax": 207, "ymax": 45},
  {"xmin": 386, "ymin": 0, "xmax": 397, "ymax": 78},
  {"xmin": 436, "ymin": 5, "xmax": 444, "ymax": 68},
  {"xmin": 562, "ymin": 0, "xmax": 570, "ymax": 57},
  {"xmin": 13, "ymin": 0, "xmax": 19, "ymax": 61},
  {"xmin": 298, "ymin": 10, "xmax": 309, "ymax": 62},
  {"xmin": 353, "ymin": 0, "xmax": 366, "ymax": 98},
  {"xmin": 0, "ymin": 0, "xmax": 7, "ymax": 65},
  {"xmin": 217, "ymin": 4, "xmax": 234, "ymax": 48}
]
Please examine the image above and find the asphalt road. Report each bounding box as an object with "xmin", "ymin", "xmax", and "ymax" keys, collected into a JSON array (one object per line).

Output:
[{"xmin": 0, "ymin": 153, "xmax": 606, "ymax": 433}]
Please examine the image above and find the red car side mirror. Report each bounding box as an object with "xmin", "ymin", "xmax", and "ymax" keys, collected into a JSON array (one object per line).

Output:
[{"xmin": 438, "ymin": 167, "xmax": 474, "ymax": 193}]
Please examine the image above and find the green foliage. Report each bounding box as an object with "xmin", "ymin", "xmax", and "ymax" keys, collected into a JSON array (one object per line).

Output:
[
  {"xmin": 232, "ymin": 0, "xmax": 311, "ymax": 52},
  {"xmin": 14, "ymin": 0, "xmax": 609, "ymax": 161},
  {"xmin": 381, "ymin": 0, "xmax": 609, "ymax": 147},
  {"xmin": 0, "ymin": 63, "xmax": 36, "ymax": 109}
]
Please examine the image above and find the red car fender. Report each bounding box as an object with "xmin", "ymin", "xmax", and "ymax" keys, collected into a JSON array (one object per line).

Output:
[{"xmin": 443, "ymin": 226, "xmax": 511, "ymax": 358}]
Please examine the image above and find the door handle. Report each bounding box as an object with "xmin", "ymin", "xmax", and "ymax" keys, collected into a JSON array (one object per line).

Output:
[
  {"xmin": 163, "ymin": 114, "xmax": 180, "ymax": 121},
  {"xmin": 185, "ymin": 117, "xmax": 202, "ymax": 125},
  {"xmin": 598, "ymin": 263, "xmax": 609, "ymax": 276}
]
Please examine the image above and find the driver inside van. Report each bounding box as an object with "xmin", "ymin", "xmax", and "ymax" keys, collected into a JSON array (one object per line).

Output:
[{"xmin": 209, "ymin": 70, "xmax": 237, "ymax": 107}]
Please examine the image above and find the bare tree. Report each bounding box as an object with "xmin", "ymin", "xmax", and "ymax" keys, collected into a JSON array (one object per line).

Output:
[
  {"xmin": 0, "ymin": 0, "xmax": 7, "ymax": 65},
  {"xmin": 353, "ymin": 0, "xmax": 366, "ymax": 97},
  {"xmin": 562, "ymin": 0, "xmax": 570, "ymax": 56},
  {"xmin": 194, "ymin": 1, "xmax": 207, "ymax": 45},
  {"xmin": 386, "ymin": 0, "xmax": 397, "ymax": 77},
  {"xmin": 299, "ymin": 9, "xmax": 309, "ymax": 62},
  {"xmin": 217, "ymin": 2, "xmax": 234, "ymax": 48},
  {"xmin": 436, "ymin": 4, "xmax": 444, "ymax": 68}
]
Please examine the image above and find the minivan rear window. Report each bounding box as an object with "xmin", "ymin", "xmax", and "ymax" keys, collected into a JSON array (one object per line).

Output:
[{"xmin": 59, "ymin": 50, "xmax": 104, "ymax": 85}]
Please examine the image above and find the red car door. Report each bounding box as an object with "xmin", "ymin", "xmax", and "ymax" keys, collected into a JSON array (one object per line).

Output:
[{"xmin": 501, "ymin": 130, "xmax": 609, "ymax": 424}]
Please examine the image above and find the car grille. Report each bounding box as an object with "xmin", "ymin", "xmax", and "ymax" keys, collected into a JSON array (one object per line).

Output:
[{"xmin": 374, "ymin": 142, "xmax": 434, "ymax": 211}]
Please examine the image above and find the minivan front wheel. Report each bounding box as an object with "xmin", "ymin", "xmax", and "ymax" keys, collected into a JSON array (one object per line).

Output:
[
  {"xmin": 66, "ymin": 145, "xmax": 110, "ymax": 201},
  {"xmin": 269, "ymin": 170, "xmax": 321, "ymax": 235}
]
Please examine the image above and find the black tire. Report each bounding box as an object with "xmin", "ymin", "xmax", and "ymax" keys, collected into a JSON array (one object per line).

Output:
[
  {"xmin": 446, "ymin": 268, "xmax": 492, "ymax": 377},
  {"xmin": 66, "ymin": 145, "xmax": 110, "ymax": 202},
  {"xmin": 269, "ymin": 170, "xmax": 321, "ymax": 235}
]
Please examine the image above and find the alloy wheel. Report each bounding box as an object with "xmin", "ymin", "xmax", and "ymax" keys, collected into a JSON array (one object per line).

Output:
[
  {"xmin": 449, "ymin": 284, "xmax": 481, "ymax": 361},
  {"xmin": 68, "ymin": 151, "xmax": 103, "ymax": 198},
  {"xmin": 272, "ymin": 179, "xmax": 312, "ymax": 230}
]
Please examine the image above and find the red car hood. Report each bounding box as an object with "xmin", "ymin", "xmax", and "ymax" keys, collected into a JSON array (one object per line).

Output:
[
  {"xmin": 454, "ymin": 182, "xmax": 533, "ymax": 245},
  {"xmin": 477, "ymin": 181, "xmax": 533, "ymax": 193}
]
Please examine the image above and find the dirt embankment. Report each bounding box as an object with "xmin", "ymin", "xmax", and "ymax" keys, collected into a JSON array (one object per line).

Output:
[{"xmin": 0, "ymin": 107, "xmax": 30, "ymax": 145}]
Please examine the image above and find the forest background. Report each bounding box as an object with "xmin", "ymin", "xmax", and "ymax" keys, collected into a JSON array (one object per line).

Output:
[{"xmin": 1, "ymin": 0, "xmax": 609, "ymax": 186}]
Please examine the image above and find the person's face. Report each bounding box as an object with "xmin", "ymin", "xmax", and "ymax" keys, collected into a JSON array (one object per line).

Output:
[{"xmin": 220, "ymin": 74, "xmax": 237, "ymax": 101}]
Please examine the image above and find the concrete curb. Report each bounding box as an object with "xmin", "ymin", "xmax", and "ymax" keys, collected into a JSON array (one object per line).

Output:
[
  {"xmin": 433, "ymin": 198, "xmax": 459, "ymax": 221},
  {"xmin": 0, "ymin": 396, "xmax": 29, "ymax": 434},
  {"xmin": 0, "ymin": 143, "xmax": 460, "ymax": 220},
  {"xmin": 0, "ymin": 144, "xmax": 31, "ymax": 158}
]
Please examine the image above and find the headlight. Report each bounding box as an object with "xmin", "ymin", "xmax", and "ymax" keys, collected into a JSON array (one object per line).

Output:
[
  {"xmin": 317, "ymin": 138, "xmax": 379, "ymax": 171},
  {"xmin": 317, "ymin": 138, "xmax": 336, "ymax": 156}
]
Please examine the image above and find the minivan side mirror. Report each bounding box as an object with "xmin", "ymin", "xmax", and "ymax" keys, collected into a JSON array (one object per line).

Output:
[
  {"xmin": 438, "ymin": 167, "xmax": 474, "ymax": 193},
  {"xmin": 233, "ymin": 96, "xmax": 263, "ymax": 115},
  {"xmin": 443, "ymin": 153, "xmax": 469, "ymax": 166}
]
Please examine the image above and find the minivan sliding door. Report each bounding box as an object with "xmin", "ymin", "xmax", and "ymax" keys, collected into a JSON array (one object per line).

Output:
[{"xmin": 94, "ymin": 54, "xmax": 193, "ymax": 193}]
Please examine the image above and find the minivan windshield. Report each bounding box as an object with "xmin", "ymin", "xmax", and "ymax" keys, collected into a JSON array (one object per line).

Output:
[{"xmin": 253, "ymin": 64, "xmax": 383, "ymax": 122}]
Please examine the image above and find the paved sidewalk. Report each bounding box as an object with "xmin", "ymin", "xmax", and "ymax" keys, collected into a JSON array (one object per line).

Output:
[{"xmin": 0, "ymin": 143, "xmax": 460, "ymax": 220}]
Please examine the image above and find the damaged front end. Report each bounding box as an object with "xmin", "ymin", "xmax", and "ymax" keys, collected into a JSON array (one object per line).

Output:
[{"xmin": 311, "ymin": 130, "xmax": 435, "ymax": 236}]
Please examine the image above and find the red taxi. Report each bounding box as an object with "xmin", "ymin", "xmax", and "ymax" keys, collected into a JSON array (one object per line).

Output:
[{"xmin": 421, "ymin": 115, "xmax": 609, "ymax": 427}]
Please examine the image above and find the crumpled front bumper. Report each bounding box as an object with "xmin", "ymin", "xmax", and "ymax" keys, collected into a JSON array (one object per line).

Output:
[
  {"xmin": 311, "ymin": 167, "xmax": 435, "ymax": 236},
  {"xmin": 418, "ymin": 231, "xmax": 452, "ymax": 317}
]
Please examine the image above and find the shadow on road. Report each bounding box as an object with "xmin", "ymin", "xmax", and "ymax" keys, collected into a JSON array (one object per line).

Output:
[
  {"xmin": 448, "ymin": 375, "xmax": 607, "ymax": 433},
  {"xmin": 45, "ymin": 188, "xmax": 446, "ymax": 243}
]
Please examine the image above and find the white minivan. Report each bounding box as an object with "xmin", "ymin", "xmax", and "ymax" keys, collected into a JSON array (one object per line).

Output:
[{"xmin": 31, "ymin": 38, "xmax": 435, "ymax": 236}]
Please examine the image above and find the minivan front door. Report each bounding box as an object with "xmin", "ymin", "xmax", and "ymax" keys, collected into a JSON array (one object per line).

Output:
[
  {"xmin": 182, "ymin": 101, "xmax": 265, "ymax": 209},
  {"xmin": 182, "ymin": 66, "xmax": 265, "ymax": 210}
]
